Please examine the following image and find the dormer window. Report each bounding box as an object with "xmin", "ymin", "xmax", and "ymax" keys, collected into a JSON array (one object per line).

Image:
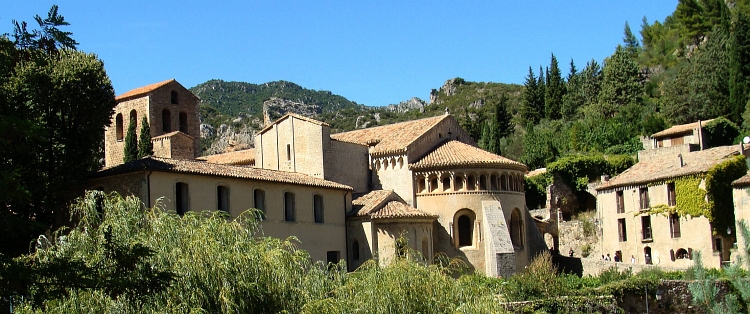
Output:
[{"xmin": 171, "ymin": 91, "xmax": 179, "ymax": 105}]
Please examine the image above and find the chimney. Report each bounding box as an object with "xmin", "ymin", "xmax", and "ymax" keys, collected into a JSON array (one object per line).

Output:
[
  {"xmin": 678, "ymin": 154, "xmax": 684, "ymax": 168},
  {"xmin": 601, "ymin": 175, "xmax": 610, "ymax": 182},
  {"xmin": 444, "ymin": 107, "xmax": 450, "ymax": 115}
]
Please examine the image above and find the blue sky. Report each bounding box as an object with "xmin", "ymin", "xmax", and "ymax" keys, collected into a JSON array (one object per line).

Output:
[{"xmin": 3, "ymin": 1, "xmax": 676, "ymax": 107}]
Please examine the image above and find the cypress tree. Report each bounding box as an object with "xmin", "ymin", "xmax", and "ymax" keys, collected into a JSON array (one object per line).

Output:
[
  {"xmin": 731, "ymin": 12, "xmax": 750, "ymax": 128},
  {"xmin": 595, "ymin": 46, "xmax": 642, "ymax": 118},
  {"xmin": 138, "ymin": 116, "xmax": 153, "ymax": 158},
  {"xmin": 494, "ymin": 93, "xmax": 514, "ymax": 140},
  {"xmin": 545, "ymin": 54, "xmax": 565, "ymax": 120},
  {"xmin": 536, "ymin": 66, "xmax": 546, "ymax": 119},
  {"xmin": 520, "ymin": 67, "xmax": 542, "ymax": 125},
  {"xmin": 123, "ymin": 117, "xmax": 138, "ymax": 163},
  {"xmin": 562, "ymin": 59, "xmax": 583, "ymax": 119}
]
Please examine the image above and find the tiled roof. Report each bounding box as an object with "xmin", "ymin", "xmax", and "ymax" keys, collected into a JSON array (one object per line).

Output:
[
  {"xmin": 351, "ymin": 190, "xmax": 436, "ymax": 219},
  {"xmin": 152, "ymin": 131, "xmax": 194, "ymax": 140},
  {"xmin": 651, "ymin": 119, "xmax": 714, "ymax": 138},
  {"xmin": 733, "ymin": 173, "xmax": 750, "ymax": 187},
  {"xmin": 116, "ymin": 79, "xmax": 175, "ymax": 101},
  {"xmin": 197, "ymin": 149, "xmax": 255, "ymax": 166},
  {"xmin": 597, "ymin": 145, "xmax": 740, "ymax": 191},
  {"xmin": 410, "ymin": 140, "xmax": 527, "ymax": 171},
  {"xmin": 92, "ymin": 157, "xmax": 352, "ymax": 191},
  {"xmin": 526, "ymin": 168, "xmax": 547, "ymax": 178},
  {"xmin": 257, "ymin": 113, "xmax": 330, "ymax": 135},
  {"xmin": 331, "ymin": 115, "xmax": 449, "ymax": 155}
]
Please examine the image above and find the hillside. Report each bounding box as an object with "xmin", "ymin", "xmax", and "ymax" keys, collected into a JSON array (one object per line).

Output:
[{"xmin": 193, "ymin": 78, "xmax": 523, "ymax": 155}]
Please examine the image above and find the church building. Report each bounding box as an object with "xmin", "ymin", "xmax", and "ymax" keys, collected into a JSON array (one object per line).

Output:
[{"xmin": 90, "ymin": 79, "xmax": 547, "ymax": 276}]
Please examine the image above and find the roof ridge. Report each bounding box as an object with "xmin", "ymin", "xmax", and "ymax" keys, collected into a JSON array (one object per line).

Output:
[
  {"xmin": 116, "ymin": 79, "xmax": 176, "ymax": 101},
  {"xmin": 257, "ymin": 112, "xmax": 330, "ymax": 135}
]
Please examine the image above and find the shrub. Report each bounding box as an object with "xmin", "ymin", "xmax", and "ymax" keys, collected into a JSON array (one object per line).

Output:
[{"xmin": 581, "ymin": 244, "xmax": 592, "ymax": 258}]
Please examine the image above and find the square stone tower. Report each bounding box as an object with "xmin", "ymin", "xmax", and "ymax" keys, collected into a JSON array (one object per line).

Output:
[{"xmin": 104, "ymin": 79, "xmax": 201, "ymax": 167}]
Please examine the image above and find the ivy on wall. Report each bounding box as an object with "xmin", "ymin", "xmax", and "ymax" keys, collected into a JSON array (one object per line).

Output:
[{"xmin": 642, "ymin": 155, "xmax": 746, "ymax": 236}]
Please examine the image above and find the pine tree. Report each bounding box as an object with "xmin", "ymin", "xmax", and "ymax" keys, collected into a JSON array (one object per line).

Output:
[
  {"xmin": 520, "ymin": 67, "xmax": 542, "ymax": 125},
  {"xmin": 623, "ymin": 21, "xmax": 640, "ymax": 57},
  {"xmin": 544, "ymin": 54, "xmax": 565, "ymax": 120},
  {"xmin": 123, "ymin": 117, "xmax": 138, "ymax": 163},
  {"xmin": 494, "ymin": 93, "xmax": 514, "ymax": 140},
  {"xmin": 137, "ymin": 116, "xmax": 153, "ymax": 158},
  {"xmin": 562, "ymin": 59, "xmax": 583, "ymax": 119},
  {"xmin": 731, "ymin": 12, "xmax": 750, "ymax": 129},
  {"xmin": 594, "ymin": 46, "xmax": 642, "ymax": 118},
  {"xmin": 675, "ymin": 0, "xmax": 706, "ymax": 46}
]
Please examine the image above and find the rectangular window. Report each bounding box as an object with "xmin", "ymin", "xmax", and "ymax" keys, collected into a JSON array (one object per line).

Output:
[
  {"xmin": 618, "ymin": 218, "xmax": 627, "ymax": 242},
  {"xmin": 326, "ymin": 251, "xmax": 340, "ymax": 265},
  {"xmin": 286, "ymin": 144, "xmax": 291, "ymax": 161},
  {"xmin": 176, "ymin": 182, "xmax": 189, "ymax": 216},
  {"xmin": 641, "ymin": 215, "xmax": 652, "ymax": 241},
  {"xmin": 254, "ymin": 189, "xmax": 265, "ymax": 219},
  {"xmin": 284, "ymin": 192, "xmax": 295, "ymax": 222},
  {"xmin": 671, "ymin": 136, "xmax": 684, "ymax": 146},
  {"xmin": 217, "ymin": 186, "xmax": 229, "ymax": 212},
  {"xmin": 639, "ymin": 187, "xmax": 650, "ymax": 210},
  {"xmin": 669, "ymin": 213, "xmax": 681, "ymax": 238},
  {"xmin": 313, "ymin": 195, "xmax": 324, "ymax": 224},
  {"xmin": 715, "ymin": 238, "xmax": 723, "ymax": 252},
  {"xmin": 667, "ymin": 183, "xmax": 676, "ymax": 207},
  {"xmin": 616, "ymin": 191, "xmax": 625, "ymax": 214}
]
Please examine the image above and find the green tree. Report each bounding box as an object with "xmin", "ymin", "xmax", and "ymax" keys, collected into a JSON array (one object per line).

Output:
[
  {"xmin": 591, "ymin": 46, "xmax": 642, "ymax": 118},
  {"xmin": 731, "ymin": 13, "xmax": 750, "ymax": 128},
  {"xmin": 675, "ymin": 0, "xmax": 707, "ymax": 45},
  {"xmin": 520, "ymin": 67, "xmax": 543, "ymax": 125},
  {"xmin": 137, "ymin": 116, "xmax": 153, "ymax": 158},
  {"xmin": 580, "ymin": 59, "xmax": 602, "ymax": 108},
  {"xmin": 562, "ymin": 59, "xmax": 584, "ymax": 119},
  {"xmin": 123, "ymin": 117, "xmax": 138, "ymax": 163},
  {"xmin": 479, "ymin": 93, "xmax": 514, "ymax": 155},
  {"xmin": 0, "ymin": 7, "xmax": 116, "ymax": 257},
  {"xmin": 545, "ymin": 53, "xmax": 565, "ymax": 120},
  {"xmin": 623, "ymin": 21, "xmax": 641, "ymax": 56}
]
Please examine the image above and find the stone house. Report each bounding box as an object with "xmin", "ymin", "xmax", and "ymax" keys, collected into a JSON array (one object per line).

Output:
[
  {"xmin": 92, "ymin": 79, "xmax": 547, "ymax": 276},
  {"xmin": 732, "ymin": 172, "xmax": 750, "ymax": 267},
  {"xmin": 596, "ymin": 144, "xmax": 743, "ymax": 269}
]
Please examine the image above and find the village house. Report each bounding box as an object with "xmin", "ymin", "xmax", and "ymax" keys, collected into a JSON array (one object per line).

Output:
[
  {"xmin": 596, "ymin": 120, "xmax": 746, "ymax": 269},
  {"xmin": 90, "ymin": 79, "xmax": 547, "ymax": 276},
  {"xmin": 732, "ymin": 172, "xmax": 750, "ymax": 268}
]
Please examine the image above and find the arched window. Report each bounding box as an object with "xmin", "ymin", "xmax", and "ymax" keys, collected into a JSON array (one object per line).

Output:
[
  {"xmin": 417, "ymin": 176, "xmax": 426, "ymax": 193},
  {"xmin": 390, "ymin": 158, "xmax": 396, "ymax": 169},
  {"xmin": 467, "ymin": 175, "xmax": 476, "ymax": 191},
  {"xmin": 518, "ymin": 176, "xmax": 524, "ymax": 192},
  {"xmin": 115, "ymin": 113, "xmax": 124, "ymax": 141},
  {"xmin": 383, "ymin": 159, "xmax": 389, "ymax": 170},
  {"xmin": 509, "ymin": 174, "xmax": 516, "ymax": 191},
  {"xmin": 129, "ymin": 110, "xmax": 137, "ymax": 129},
  {"xmin": 179, "ymin": 112, "xmax": 188, "ymax": 133},
  {"xmin": 479, "ymin": 174, "xmax": 487, "ymax": 190},
  {"xmin": 254, "ymin": 189, "xmax": 266, "ymax": 219},
  {"xmin": 284, "ymin": 192, "xmax": 295, "ymax": 222},
  {"xmin": 421, "ymin": 237, "xmax": 429, "ymax": 259},
  {"xmin": 217, "ymin": 185, "xmax": 229, "ymax": 212},
  {"xmin": 442, "ymin": 176, "xmax": 451, "ymax": 192},
  {"xmin": 490, "ymin": 174, "xmax": 498, "ymax": 190},
  {"xmin": 500, "ymin": 174, "xmax": 508, "ymax": 190},
  {"xmin": 175, "ymin": 182, "xmax": 189, "ymax": 216},
  {"xmin": 171, "ymin": 90, "xmax": 179, "ymax": 104},
  {"xmin": 397, "ymin": 157, "xmax": 403, "ymax": 169},
  {"xmin": 430, "ymin": 177, "xmax": 438, "ymax": 193},
  {"xmin": 457, "ymin": 214, "xmax": 474, "ymax": 247},
  {"xmin": 162, "ymin": 109, "xmax": 171, "ymax": 133},
  {"xmin": 352, "ymin": 240, "xmax": 360, "ymax": 261},
  {"xmin": 676, "ymin": 248, "xmax": 689, "ymax": 259},
  {"xmin": 313, "ymin": 194, "xmax": 324, "ymax": 223},
  {"xmin": 510, "ymin": 208, "xmax": 523, "ymax": 248},
  {"xmin": 454, "ymin": 176, "xmax": 464, "ymax": 191}
]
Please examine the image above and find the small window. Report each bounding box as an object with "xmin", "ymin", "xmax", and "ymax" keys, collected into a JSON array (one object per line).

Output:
[
  {"xmin": 284, "ymin": 192, "xmax": 295, "ymax": 222},
  {"xmin": 175, "ymin": 182, "xmax": 189, "ymax": 215},
  {"xmin": 254, "ymin": 189, "xmax": 266, "ymax": 219},
  {"xmin": 467, "ymin": 175, "xmax": 476, "ymax": 191},
  {"xmin": 641, "ymin": 215, "xmax": 652, "ymax": 240},
  {"xmin": 171, "ymin": 90, "xmax": 179, "ymax": 104},
  {"xmin": 457, "ymin": 214, "xmax": 473, "ymax": 247},
  {"xmin": 639, "ymin": 187, "xmax": 650, "ymax": 210},
  {"xmin": 667, "ymin": 183, "xmax": 676, "ymax": 206},
  {"xmin": 179, "ymin": 112, "xmax": 188, "ymax": 133},
  {"xmin": 618, "ymin": 218, "xmax": 627, "ymax": 242},
  {"xmin": 352, "ymin": 241, "xmax": 360, "ymax": 261},
  {"xmin": 217, "ymin": 186, "xmax": 229, "ymax": 212},
  {"xmin": 286, "ymin": 144, "xmax": 291, "ymax": 161},
  {"xmin": 616, "ymin": 191, "xmax": 625, "ymax": 214},
  {"xmin": 500, "ymin": 174, "xmax": 508, "ymax": 190},
  {"xmin": 479, "ymin": 174, "xmax": 487, "ymax": 190},
  {"xmin": 490, "ymin": 174, "xmax": 498, "ymax": 190},
  {"xmin": 454, "ymin": 176, "xmax": 464, "ymax": 191},
  {"xmin": 162, "ymin": 109, "xmax": 171, "ymax": 133},
  {"xmin": 510, "ymin": 209, "xmax": 523, "ymax": 247},
  {"xmin": 327, "ymin": 251, "xmax": 340, "ymax": 265},
  {"xmin": 442, "ymin": 177, "xmax": 451, "ymax": 192},
  {"xmin": 313, "ymin": 194, "xmax": 324, "ymax": 223},
  {"xmin": 129, "ymin": 110, "xmax": 137, "ymax": 129},
  {"xmin": 421, "ymin": 237, "xmax": 429, "ymax": 259},
  {"xmin": 676, "ymin": 248, "xmax": 689, "ymax": 259},
  {"xmin": 669, "ymin": 213, "xmax": 681, "ymax": 238},
  {"xmin": 115, "ymin": 113, "xmax": 124, "ymax": 141},
  {"xmin": 417, "ymin": 177, "xmax": 426, "ymax": 193},
  {"xmin": 430, "ymin": 177, "xmax": 438, "ymax": 193},
  {"xmin": 715, "ymin": 238, "xmax": 723, "ymax": 252}
]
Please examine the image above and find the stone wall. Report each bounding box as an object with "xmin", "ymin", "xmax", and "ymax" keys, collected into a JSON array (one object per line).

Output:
[
  {"xmin": 326, "ymin": 140, "xmax": 370, "ymax": 194},
  {"xmin": 147, "ymin": 81, "xmax": 201, "ymax": 157},
  {"xmin": 105, "ymin": 97, "xmax": 148, "ymax": 167},
  {"xmin": 372, "ymin": 155, "xmax": 414, "ymax": 206}
]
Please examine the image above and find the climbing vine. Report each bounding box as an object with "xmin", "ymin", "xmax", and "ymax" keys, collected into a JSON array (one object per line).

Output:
[
  {"xmin": 675, "ymin": 176, "xmax": 709, "ymax": 218},
  {"xmin": 705, "ymin": 155, "xmax": 747, "ymax": 235}
]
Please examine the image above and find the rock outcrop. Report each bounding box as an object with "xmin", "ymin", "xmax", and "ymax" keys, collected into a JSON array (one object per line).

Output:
[
  {"xmin": 385, "ymin": 97, "xmax": 426, "ymax": 113},
  {"xmin": 262, "ymin": 97, "xmax": 320, "ymax": 126}
]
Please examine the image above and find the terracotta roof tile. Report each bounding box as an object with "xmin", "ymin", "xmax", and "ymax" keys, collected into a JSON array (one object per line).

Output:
[
  {"xmin": 330, "ymin": 115, "xmax": 449, "ymax": 155},
  {"xmin": 597, "ymin": 145, "xmax": 740, "ymax": 191},
  {"xmin": 526, "ymin": 168, "xmax": 547, "ymax": 178},
  {"xmin": 92, "ymin": 157, "xmax": 351, "ymax": 191},
  {"xmin": 258, "ymin": 113, "xmax": 330, "ymax": 135},
  {"xmin": 116, "ymin": 79, "xmax": 175, "ymax": 101},
  {"xmin": 733, "ymin": 173, "xmax": 750, "ymax": 187},
  {"xmin": 351, "ymin": 190, "xmax": 435, "ymax": 219},
  {"xmin": 197, "ymin": 149, "xmax": 255, "ymax": 166},
  {"xmin": 410, "ymin": 140, "xmax": 527, "ymax": 171},
  {"xmin": 651, "ymin": 119, "xmax": 714, "ymax": 138}
]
